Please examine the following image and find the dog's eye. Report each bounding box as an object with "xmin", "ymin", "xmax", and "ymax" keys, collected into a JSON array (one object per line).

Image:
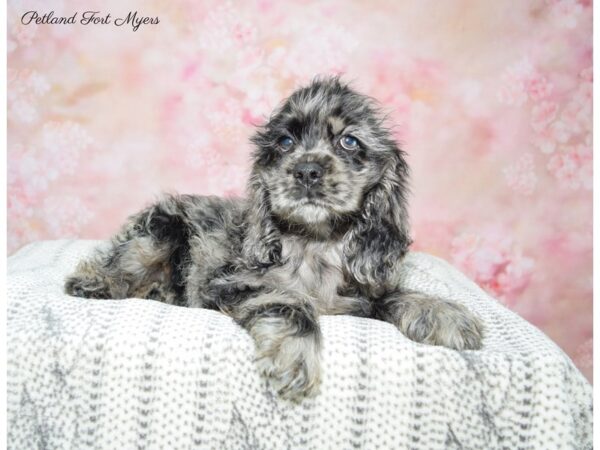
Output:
[
  {"xmin": 339, "ymin": 135, "xmax": 359, "ymax": 150},
  {"xmin": 278, "ymin": 136, "xmax": 294, "ymax": 151}
]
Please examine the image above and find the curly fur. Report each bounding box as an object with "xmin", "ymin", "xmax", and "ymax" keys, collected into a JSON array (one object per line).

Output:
[{"xmin": 65, "ymin": 76, "xmax": 484, "ymax": 401}]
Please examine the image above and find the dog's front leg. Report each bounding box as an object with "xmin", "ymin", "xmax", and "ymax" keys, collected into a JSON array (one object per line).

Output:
[
  {"xmin": 376, "ymin": 291, "xmax": 484, "ymax": 350},
  {"xmin": 229, "ymin": 290, "xmax": 322, "ymax": 401}
]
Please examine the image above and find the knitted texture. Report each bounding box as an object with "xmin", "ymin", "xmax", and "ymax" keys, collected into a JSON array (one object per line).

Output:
[{"xmin": 8, "ymin": 240, "xmax": 592, "ymax": 449}]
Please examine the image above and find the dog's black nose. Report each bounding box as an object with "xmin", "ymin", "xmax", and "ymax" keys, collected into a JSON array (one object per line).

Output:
[{"xmin": 293, "ymin": 162, "xmax": 324, "ymax": 187}]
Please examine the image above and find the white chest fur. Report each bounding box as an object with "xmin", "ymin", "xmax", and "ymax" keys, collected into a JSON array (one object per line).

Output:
[{"xmin": 261, "ymin": 236, "xmax": 350, "ymax": 314}]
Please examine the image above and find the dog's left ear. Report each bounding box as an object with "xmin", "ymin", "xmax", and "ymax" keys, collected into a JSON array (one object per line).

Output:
[
  {"xmin": 240, "ymin": 160, "xmax": 283, "ymax": 272},
  {"xmin": 240, "ymin": 125, "xmax": 284, "ymax": 271},
  {"xmin": 343, "ymin": 145, "xmax": 412, "ymax": 294}
]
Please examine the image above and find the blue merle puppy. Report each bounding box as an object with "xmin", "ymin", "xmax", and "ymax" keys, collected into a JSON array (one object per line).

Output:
[{"xmin": 65, "ymin": 77, "xmax": 484, "ymax": 401}]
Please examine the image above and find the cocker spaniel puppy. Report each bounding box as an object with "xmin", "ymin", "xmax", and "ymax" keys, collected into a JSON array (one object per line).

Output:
[{"xmin": 65, "ymin": 77, "xmax": 483, "ymax": 401}]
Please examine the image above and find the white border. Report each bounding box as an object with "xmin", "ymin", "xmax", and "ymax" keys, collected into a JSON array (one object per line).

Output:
[{"xmin": 1, "ymin": 0, "xmax": 9, "ymax": 447}]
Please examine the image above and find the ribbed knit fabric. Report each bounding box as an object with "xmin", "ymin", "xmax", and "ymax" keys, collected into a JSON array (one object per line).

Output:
[{"xmin": 7, "ymin": 240, "xmax": 592, "ymax": 449}]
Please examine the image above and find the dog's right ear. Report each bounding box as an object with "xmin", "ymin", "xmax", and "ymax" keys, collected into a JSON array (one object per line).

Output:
[{"xmin": 240, "ymin": 168, "xmax": 282, "ymax": 271}]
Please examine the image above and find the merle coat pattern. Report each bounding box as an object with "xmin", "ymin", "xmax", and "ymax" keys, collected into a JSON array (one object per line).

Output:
[{"xmin": 65, "ymin": 77, "xmax": 483, "ymax": 401}]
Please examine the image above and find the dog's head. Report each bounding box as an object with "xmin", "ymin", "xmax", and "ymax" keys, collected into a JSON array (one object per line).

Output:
[
  {"xmin": 251, "ymin": 76, "xmax": 401, "ymax": 226},
  {"xmin": 244, "ymin": 77, "xmax": 411, "ymax": 289}
]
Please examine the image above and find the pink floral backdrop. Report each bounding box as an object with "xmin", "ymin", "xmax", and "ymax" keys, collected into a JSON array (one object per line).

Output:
[{"xmin": 7, "ymin": 0, "xmax": 592, "ymax": 380}]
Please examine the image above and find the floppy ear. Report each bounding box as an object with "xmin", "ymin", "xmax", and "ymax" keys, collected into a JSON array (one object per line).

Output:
[
  {"xmin": 241, "ymin": 169, "xmax": 282, "ymax": 271},
  {"xmin": 343, "ymin": 147, "xmax": 412, "ymax": 294}
]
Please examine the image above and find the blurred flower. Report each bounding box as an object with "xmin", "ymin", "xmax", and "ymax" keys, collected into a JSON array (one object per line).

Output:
[
  {"xmin": 27, "ymin": 72, "xmax": 51, "ymax": 96},
  {"xmin": 9, "ymin": 21, "xmax": 38, "ymax": 49},
  {"xmin": 8, "ymin": 71, "xmax": 51, "ymax": 124},
  {"xmin": 547, "ymin": 143, "xmax": 592, "ymax": 190},
  {"xmin": 451, "ymin": 228, "xmax": 535, "ymax": 306},
  {"xmin": 531, "ymin": 101, "xmax": 558, "ymax": 132},
  {"xmin": 184, "ymin": 140, "xmax": 221, "ymax": 171},
  {"xmin": 532, "ymin": 129, "xmax": 558, "ymax": 154},
  {"xmin": 14, "ymin": 152, "xmax": 60, "ymax": 197},
  {"xmin": 560, "ymin": 81, "xmax": 593, "ymax": 134},
  {"xmin": 9, "ymin": 99, "xmax": 38, "ymax": 123},
  {"xmin": 503, "ymin": 153, "xmax": 538, "ymax": 195},
  {"xmin": 197, "ymin": 1, "xmax": 258, "ymax": 52},
  {"xmin": 41, "ymin": 121, "xmax": 93, "ymax": 174},
  {"xmin": 497, "ymin": 82, "xmax": 527, "ymax": 107},
  {"xmin": 262, "ymin": 20, "xmax": 357, "ymax": 80},
  {"xmin": 42, "ymin": 195, "xmax": 93, "ymax": 237},
  {"xmin": 547, "ymin": 120, "xmax": 573, "ymax": 144},
  {"xmin": 525, "ymin": 76, "xmax": 553, "ymax": 101},
  {"xmin": 497, "ymin": 58, "xmax": 535, "ymax": 106}
]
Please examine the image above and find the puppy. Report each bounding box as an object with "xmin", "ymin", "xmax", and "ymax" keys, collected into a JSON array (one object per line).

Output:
[{"xmin": 65, "ymin": 76, "xmax": 483, "ymax": 401}]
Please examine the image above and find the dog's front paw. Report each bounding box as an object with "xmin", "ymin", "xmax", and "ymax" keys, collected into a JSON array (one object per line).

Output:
[
  {"xmin": 253, "ymin": 332, "xmax": 321, "ymax": 402},
  {"xmin": 398, "ymin": 299, "xmax": 484, "ymax": 350}
]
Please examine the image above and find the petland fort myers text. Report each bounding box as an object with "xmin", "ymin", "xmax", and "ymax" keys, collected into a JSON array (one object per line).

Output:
[{"xmin": 21, "ymin": 11, "xmax": 159, "ymax": 32}]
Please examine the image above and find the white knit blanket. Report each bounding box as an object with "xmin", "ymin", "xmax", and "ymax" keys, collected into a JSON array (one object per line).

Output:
[{"xmin": 7, "ymin": 240, "xmax": 592, "ymax": 449}]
